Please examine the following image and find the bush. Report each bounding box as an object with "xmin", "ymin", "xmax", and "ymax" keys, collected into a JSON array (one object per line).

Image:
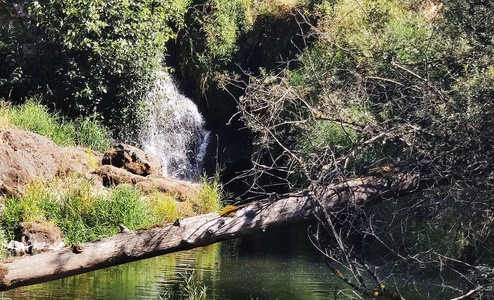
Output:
[
  {"xmin": 179, "ymin": 0, "xmax": 248, "ymax": 92},
  {"xmin": 237, "ymin": 0, "xmax": 494, "ymax": 186}
]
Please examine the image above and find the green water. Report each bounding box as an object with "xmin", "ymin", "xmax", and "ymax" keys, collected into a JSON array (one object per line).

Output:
[{"xmin": 3, "ymin": 225, "xmax": 445, "ymax": 300}]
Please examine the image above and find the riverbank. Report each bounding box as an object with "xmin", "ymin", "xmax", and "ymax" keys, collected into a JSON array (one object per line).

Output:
[{"xmin": 0, "ymin": 100, "xmax": 223, "ymax": 258}]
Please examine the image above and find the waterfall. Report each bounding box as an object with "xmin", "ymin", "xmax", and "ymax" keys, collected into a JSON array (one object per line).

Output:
[{"xmin": 140, "ymin": 72, "xmax": 210, "ymax": 181}]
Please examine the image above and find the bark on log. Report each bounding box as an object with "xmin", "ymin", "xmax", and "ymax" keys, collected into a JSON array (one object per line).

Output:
[{"xmin": 0, "ymin": 174, "xmax": 422, "ymax": 291}]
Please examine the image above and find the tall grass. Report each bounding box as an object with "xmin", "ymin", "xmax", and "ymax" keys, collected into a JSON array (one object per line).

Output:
[
  {"xmin": 148, "ymin": 192, "xmax": 182, "ymax": 223},
  {"xmin": 1, "ymin": 178, "xmax": 156, "ymax": 244},
  {"xmin": 0, "ymin": 98, "xmax": 111, "ymax": 152},
  {"xmin": 193, "ymin": 175, "xmax": 223, "ymax": 214},
  {"xmin": 1, "ymin": 174, "xmax": 225, "ymax": 246}
]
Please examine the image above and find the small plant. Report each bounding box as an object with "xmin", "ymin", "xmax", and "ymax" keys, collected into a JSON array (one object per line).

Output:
[
  {"xmin": 86, "ymin": 147, "xmax": 100, "ymax": 170},
  {"xmin": 193, "ymin": 175, "xmax": 223, "ymax": 214},
  {"xmin": 147, "ymin": 191, "xmax": 181, "ymax": 223},
  {"xmin": 160, "ymin": 271, "xmax": 208, "ymax": 300}
]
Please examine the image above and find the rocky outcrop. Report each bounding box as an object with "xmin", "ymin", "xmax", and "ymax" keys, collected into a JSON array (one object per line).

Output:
[
  {"xmin": 0, "ymin": 130, "xmax": 199, "ymax": 201},
  {"xmin": 101, "ymin": 143, "xmax": 162, "ymax": 176},
  {"xmin": 93, "ymin": 157, "xmax": 199, "ymax": 201},
  {"xmin": 0, "ymin": 130, "xmax": 100, "ymax": 196},
  {"xmin": 96, "ymin": 144, "xmax": 200, "ymax": 200}
]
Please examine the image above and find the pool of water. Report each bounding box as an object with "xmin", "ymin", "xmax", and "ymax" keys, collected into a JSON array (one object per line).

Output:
[{"xmin": 2, "ymin": 225, "xmax": 448, "ymax": 300}]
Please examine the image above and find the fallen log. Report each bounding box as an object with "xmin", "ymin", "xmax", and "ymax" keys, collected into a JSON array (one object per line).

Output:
[{"xmin": 0, "ymin": 173, "xmax": 422, "ymax": 291}]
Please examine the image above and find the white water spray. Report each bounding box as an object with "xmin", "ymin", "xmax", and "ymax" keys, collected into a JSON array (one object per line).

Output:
[{"xmin": 140, "ymin": 72, "xmax": 210, "ymax": 181}]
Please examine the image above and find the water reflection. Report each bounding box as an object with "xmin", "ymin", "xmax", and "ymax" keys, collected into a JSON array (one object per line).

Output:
[{"xmin": 2, "ymin": 225, "xmax": 442, "ymax": 300}]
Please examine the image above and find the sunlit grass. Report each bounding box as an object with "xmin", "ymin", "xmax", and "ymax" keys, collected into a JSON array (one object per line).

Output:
[
  {"xmin": 1, "ymin": 177, "xmax": 155, "ymax": 244},
  {"xmin": 1, "ymin": 174, "xmax": 225, "ymax": 247},
  {"xmin": 147, "ymin": 191, "xmax": 181, "ymax": 223},
  {"xmin": 193, "ymin": 175, "xmax": 223, "ymax": 214},
  {"xmin": 0, "ymin": 98, "xmax": 111, "ymax": 152}
]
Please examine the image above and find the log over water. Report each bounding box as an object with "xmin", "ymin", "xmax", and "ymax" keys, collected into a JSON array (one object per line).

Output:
[{"xmin": 0, "ymin": 174, "xmax": 421, "ymax": 291}]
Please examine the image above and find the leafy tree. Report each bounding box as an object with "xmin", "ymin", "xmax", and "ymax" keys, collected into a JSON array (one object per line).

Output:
[
  {"xmin": 231, "ymin": 0, "xmax": 494, "ymax": 298},
  {"xmin": 1, "ymin": 0, "xmax": 190, "ymax": 138}
]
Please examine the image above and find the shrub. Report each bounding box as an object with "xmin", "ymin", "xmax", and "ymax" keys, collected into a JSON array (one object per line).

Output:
[{"xmin": 179, "ymin": 0, "xmax": 248, "ymax": 92}]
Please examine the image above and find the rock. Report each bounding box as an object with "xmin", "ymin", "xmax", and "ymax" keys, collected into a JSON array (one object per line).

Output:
[
  {"xmin": 102, "ymin": 143, "xmax": 163, "ymax": 176},
  {"xmin": 60, "ymin": 147, "xmax": 103, "ymax": 175},
  {"xmin": 7, "ymin": 240, "xmax": 26, "ymax": 256},
  {"xmin": 90, "ymin": 165, "xmax": 147, "ymax": 186},
  {"xmin": 90, "ymin": 165, "xmax": 200, "ymax": 201},
  {"xmin": 0, "ymin": 130, "xmax": 100, "ymax": 196},
  {"xmin": 136, "ymin": 177, "xmax": 200, "ymax": 201},
  {"xmin": 0, "ymin": 130, "xmax": 62, "ymax": 195},
  {"xmin": 19, "ymin": 222, "xmax": 64, "ymax": 254}
]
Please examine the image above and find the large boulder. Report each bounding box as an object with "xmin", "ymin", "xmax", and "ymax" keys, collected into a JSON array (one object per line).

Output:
[
  {"xmin": 102, "ymin": 143, "xmax": 163, "ymax": 176},
  {"xmin": 0, "ymin": 130, "xmax": 100, "ymax": 196},
  {"xmin": 0, "ymin": 130, "xmax": 61, "ymax": 194}
]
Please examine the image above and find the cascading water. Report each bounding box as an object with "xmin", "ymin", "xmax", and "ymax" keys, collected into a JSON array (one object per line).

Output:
[{"xmin": 140, "ymin": 72, "xmax": 210, "ymax": 181}]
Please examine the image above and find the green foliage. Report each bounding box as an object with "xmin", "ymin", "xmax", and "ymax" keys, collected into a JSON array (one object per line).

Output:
[
  {"xmin": 148, "ymin": 192, "xmax": 180, "ymax": 223},
  {"xmin": 179, "ymin": 0, "xmax": 248, "ymax": 90},
  {"xmin": 194, "ymin": 175, "xmax": 223, "ymax": 214},
  {"xmin": 1, "ymin": 179, "xmax": 156, "ymax": 244},
  {"xmin": 6, "ymin": 98, "xmax": 76, "ymax": 147},
  {"xmin": 1, "ymin": 172, "xmax": 226, "ymax": 245},
  {"xmin": 85, "ymin": 186, "xmax": 154, "ymax": 239},
  {"xmin": 239, "ymin": 0, "xmax": 494, "ymax": 186},
  {"xmin": 298, "ymin": 121, "xmax": 358, "ymax": 157},
  {"xmin": 0, "ymin": 99, "xmax": 111, "ymax": 151},
  {"xmin": 0, "ymin": 0, "xmax": 190, "ymax": 137},
  {"xmin": 73, "ymin": 116, "xmax": 112, "ymax": 152}
]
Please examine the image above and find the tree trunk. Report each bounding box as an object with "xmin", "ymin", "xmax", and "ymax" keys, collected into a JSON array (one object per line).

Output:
[{"xmin": 0, "ymin": 174, "xmax": 422, "ymax": 291}]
